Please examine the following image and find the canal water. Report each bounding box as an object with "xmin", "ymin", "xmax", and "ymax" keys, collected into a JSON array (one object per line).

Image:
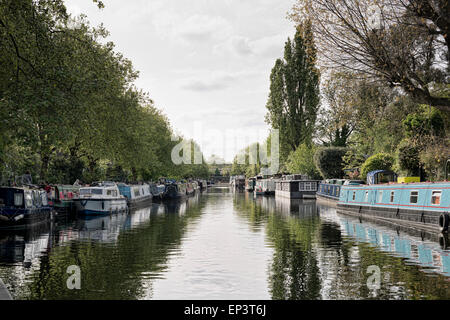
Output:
[{"xmin": 0, "ymin": 187, "xmax": 449, "ymax": 300}]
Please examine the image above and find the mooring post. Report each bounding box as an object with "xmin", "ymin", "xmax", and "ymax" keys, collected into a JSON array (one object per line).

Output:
[{"xmin": 0, "ymin": 278, "xmax": 13, "ymax": 300}]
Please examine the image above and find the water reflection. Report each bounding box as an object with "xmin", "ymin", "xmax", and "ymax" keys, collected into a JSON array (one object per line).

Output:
[
  {"xmin": 0, "ymin": 188, "xmax": 448, "ymax": 300},
  {"xmin": 234, "ymin": 193, "xmax": 450, "ymax": 299}
]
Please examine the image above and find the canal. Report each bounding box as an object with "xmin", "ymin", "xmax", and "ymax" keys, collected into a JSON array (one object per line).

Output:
[{"xmin": 0, "ymin": 187, "xmax": 449, "ymax": 300}]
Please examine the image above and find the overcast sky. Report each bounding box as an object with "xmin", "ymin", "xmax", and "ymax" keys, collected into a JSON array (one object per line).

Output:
[{"xmin": 65, "ymin": 0, "xmax": 296, "ymax": 162}]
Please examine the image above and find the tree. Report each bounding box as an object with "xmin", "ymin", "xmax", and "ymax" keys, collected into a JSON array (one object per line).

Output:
[
  {"xmin": 313, "ymin": 147, "xmax": 348, "ymax": 179},
  {"xmin": 360, "ymin": 153, "xmax": 395, "ymax": 179},
  {"xmin": 265, "ymin": 21, "xmax": 320, "ymax": 163},
  {"xmin": 317, "ymin": 72, "xmax": 356, "ymax": 147},
  {"xmin": 286, "ymin": 143, "xmax": 321, "ymax": 179},
  {"xmin": 290, "ymin": 0, "xmax": 450, "ymax": 112}
]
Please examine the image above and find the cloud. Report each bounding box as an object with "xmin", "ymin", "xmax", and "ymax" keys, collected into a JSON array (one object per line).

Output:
[{"xmin": 180, "ymin": 73, "xmax": 235, "ymax": 91}]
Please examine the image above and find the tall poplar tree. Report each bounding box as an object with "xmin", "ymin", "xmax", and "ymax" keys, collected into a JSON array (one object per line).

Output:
[{"xmin": 265, "ymin": 21, "xmax": 320, "ymax": 163}]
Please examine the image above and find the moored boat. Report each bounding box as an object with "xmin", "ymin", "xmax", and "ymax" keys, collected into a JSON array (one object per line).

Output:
[
  {"xmin": 117, "ymin": 183, "xmax": 153, "ymax": 208},
  {"xmin": 161, "ymin": 180, "xmax": 187, "ymax": 200},
  {"xmin": 317, "ymin": 179, "xmax": 365, "ymax": 201},
  {"xmin": 150, "ymin": 183, "xmax": 165, "ymax": 201},
  {"xmin": 275, "ymin": 175, "xmax": 321, "ymax": 199},
  {"xmin": 254, "ymin": 178, "xmax": 276, "ymax": 196},
  {"xmin": 0, "ymin": 186, "xmax": 52, "ymax": 228},
  {"xmin": 245, "ymin": 177, "xmax": 256, "ymax": 192},
  {"xmin": 337, "ymin": 171, "xmax": 450, "ymax": 233},
  {"xmin": 230, "ymin": 175, "xmax": 245, "ymax": 191},
  {"xmin": 47, "ymin": 184, "xmax": 80, "ymax": 216},
  {"xmin": 74, "ymin": 182, "xmax": 128, "ymax": 215}
]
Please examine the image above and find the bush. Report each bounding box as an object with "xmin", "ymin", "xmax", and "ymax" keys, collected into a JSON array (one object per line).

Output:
[
  {"xmin": 396, "ymin": 140, "xmax": 421, "ymax": 176},
  {"xmin": 286, "ymin": 143, "xmax": 321, "ymax": 179},
  {"xmin": 419, "ymin": 137, "xmax": 450, "ymax": 181},
  {"xmin": 313, "ymin": 147, "xmax": 348, "ymax": 179},
  {"xmin": 360, "ymin": 153, "xmax": 395, "ymax": 179}
]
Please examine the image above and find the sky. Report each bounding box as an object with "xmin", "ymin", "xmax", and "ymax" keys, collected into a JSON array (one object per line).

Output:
[{"xmin": 65, "ymin": 0, "xmax": 296, "ymax": 162}]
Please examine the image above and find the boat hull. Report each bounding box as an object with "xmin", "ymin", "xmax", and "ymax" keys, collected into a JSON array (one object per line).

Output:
[
  {"xmin": 337, "ymin": 182, "xmax": 450, "ymax": 232},
  {"xmin": 74, "ymin": 198, "xmax": 128, "ymax": 215},
  {"xmin": 337, "ymin": 203, "xmax": 442, "ymax": 232},
  {"xmin": 127, "ymin": 195, "xmax": 153, "ymax": 208},
  {"xmin": 0, "ymin": 207, "xmax": 52, "ymax": 229}
]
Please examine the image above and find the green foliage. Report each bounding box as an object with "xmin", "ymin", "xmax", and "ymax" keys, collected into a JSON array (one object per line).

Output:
[
  {"xmin": 396, "ymin": 140, "xmax": 420, "ymax": 176},
  {"xmin": 313, "ymin": 147, "xmax": 347, "ymax": 179},
  {"xmin": 402, "ymin": 105, "xmax": 445, "ymax": 139},
  {"xmin": 265, "ymin": 21, "xmax": 320, "ymax": 164},
  {"xmin": 419, "ymin": 138, "xmax": 450, "ymax": 181},
  {"xmin": 285, "ymin": 143, "xmax": 321, "ymax": 179},
  {"xmin": 0, "ymin": 0, "xmax": 209, "ymax": 184},
  {"xmin": 360, "ymin": 153, "xmax": 395, "ymax": 179}
]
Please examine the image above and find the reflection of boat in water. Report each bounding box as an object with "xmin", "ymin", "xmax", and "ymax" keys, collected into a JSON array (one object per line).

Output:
[
  {"xmin": 74, "ymin": 211, "xmax": 129, "ymax": 243},
  {"xmin": 318, "ymin": 203, "xmax": 450, "ymax": 277},
  {"xmin": 274, "ymin": 198, "xmax": 318, "ymax": 218},
  {"xmin": 0, "ymin": 222, "xmax": 53, "ymax": 266}
]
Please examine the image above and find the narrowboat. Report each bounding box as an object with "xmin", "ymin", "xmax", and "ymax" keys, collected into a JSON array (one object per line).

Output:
[
  {"xmin": 245, "ymin": 177, "xmax": 256, "ymax": 192},
  {"xmin": 161, "ymin": 180, "xmax": 187, "ymax": 200},
  {"xmin": 0, "ymin": 186, "xmax": 52, "ymax": 228},
  {"xmin": 150, "ymin": 183, "xmax": 165, "ymax": 201},
  {"xmin": 275, "ymin": 175, "xmax": 321, "ymax": 199},
  {"xmin": 337, "ymin": 171, "xmax": 450, "ymax": 233},
  {"xmin": 186, "ymin": 181, "xmax": 196, "ymax": 196},
  {"xmin": 198, "ymin": 180, "xmax": 208, "ymax": 191},
  {"xmin": 117, "ymin": 183, "xmax": 153, "ymax": 208},
  {"xmin": 230, "ymin": 175, "xmax": 245, "ymax": 191},
  {"xmin": 47, "ymin": 184, "xmax": 80, "ymax": 216},
  {"xmin": 254, "ymin": 178, "xmax": 276, "ymax": 196},
  {"xmin": 74, "ymin": 182, "xmax": 128, "ymax": 215},
  {"xmin": 317, "ymin": 179, "xmax": 365, "ymax": 201}
]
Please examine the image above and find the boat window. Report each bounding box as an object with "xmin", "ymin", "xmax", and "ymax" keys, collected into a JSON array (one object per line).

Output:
[
  {"xmin": 80, "ymin": 189, "xmax": 103, "ymax": 195},
  {"xmin": 378, "ymin": 191, "xmax": 383, "ymax": 203},
  {"xmin": 14, "ymin": 193, "xmax": 23, "ymax": 207},
  {"xmin": 33, "ymin": 191, "xmax": 42, "ymax": 206},
  {"xmin": 352, "ymin": 191, "xmax": 356, "ymax": 201},
  {"xmin": 431, "ymin": 191, "xmax": 441, "ymax": 205},
  {"xmin": 134, "ymin": 188, "xmax": 141, "ymax": 197},
  {"xmin": 41, "ymin": 193, "xmax": 48, "ymax": 206},
  {"xmin": 25, "ymin": 193, "xmax": 32, "ymax": 207},
  {"xmin": 364, "ymin": 191, "xmax": 369, "ymax": 202},
  {"xmin": 410, "ymin": 191, "xmax": 419, "ymax": 204},
  {"xmin": 390, "ymin": 191, "xmax": 395, "ymax": 203},
  {"xmin": 107, "ymin": 189, "xmax": 117, "ymax": 197}
]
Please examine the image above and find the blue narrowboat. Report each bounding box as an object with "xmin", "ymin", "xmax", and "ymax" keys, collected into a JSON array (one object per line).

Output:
[
  {"xmin": 0, "ymin": 187, "xmax": 52, "ymax": 228},
  {"xmin": 117, "ymin": 183, "xmax": 153, "ymax": 208},
  {"xmin": 317, "ymin": 179, "xmax": 365, "ymax": 201},
  {"xmin": 337, "ymin": 174, "xmax": 450, "ymax": 233}
]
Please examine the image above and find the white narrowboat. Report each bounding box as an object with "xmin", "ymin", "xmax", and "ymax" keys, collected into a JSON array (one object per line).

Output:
[{"xmin": 74, "ymin": 182, "xmax": 128, "ymax": 215}]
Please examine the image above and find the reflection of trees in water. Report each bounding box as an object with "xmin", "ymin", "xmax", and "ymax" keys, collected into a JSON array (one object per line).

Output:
[
  {"xmin": 232, "ymin": 194, "xmax": 270, "ymax": 231},
  {"xmin": 11, "ymin": 196, "xmax": 207, "ymax": 300},
  {"xmin": 266, "ymin": 212, "xmax": 322, "ymax": 300},
  {"xmin": 240, "ymin": 196, "xmax": 450, "ymax": 299}
]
